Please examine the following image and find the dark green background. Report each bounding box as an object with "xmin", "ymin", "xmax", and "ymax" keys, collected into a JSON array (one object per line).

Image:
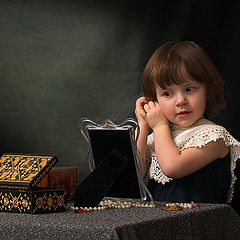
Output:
[{"xmin": 0, "ymin": 0, "xmax": 239, "ymax": 182}]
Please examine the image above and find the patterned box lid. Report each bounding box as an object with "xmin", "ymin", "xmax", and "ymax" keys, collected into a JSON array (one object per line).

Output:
[{"xmin": 0, "ymin": 154, "xmax": 58, "ymax": 190}]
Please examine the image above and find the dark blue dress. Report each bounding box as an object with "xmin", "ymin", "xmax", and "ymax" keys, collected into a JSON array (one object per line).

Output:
[{"xmin": 147, "ymin": 153, "xmax": 231, "ymax": 203}]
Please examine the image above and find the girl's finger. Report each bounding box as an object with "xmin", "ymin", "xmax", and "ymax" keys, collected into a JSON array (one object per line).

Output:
[
  {"xmin": 140, "ymin": 109, "xmax": 147, "ymax": 118},
  {"xmin": 148, "ymin": 101, "xmax": 156, "ymax": 108},
  {"xmin": 154, "ymin": 101, "xmax": 160, "ymax": 108},
  {"xmin": 136, "ymin": 97, "xmax": 149, "ymax": 106},
  {"xmin": 144, "ymin": 104, "xmax": 150, "ymax": 111}
]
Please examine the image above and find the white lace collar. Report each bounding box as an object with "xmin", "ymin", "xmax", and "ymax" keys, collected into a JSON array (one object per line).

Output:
[{"xmin": 147, "ymin": 118, "xmax": 240, "ymax": 202}]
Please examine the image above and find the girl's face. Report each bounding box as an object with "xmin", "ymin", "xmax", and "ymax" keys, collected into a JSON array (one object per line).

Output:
[{"xmin": 156, "ymin": 80, "xmax": 207, "ymax": 127}]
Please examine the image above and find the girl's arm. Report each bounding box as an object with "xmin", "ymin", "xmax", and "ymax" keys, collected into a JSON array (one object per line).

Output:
[
  {"xmin": 143, "ymin": 101, "xmax": 229, "ymax": 179},
  {"xmin": 153, "ymin": 124, "xmax": 228, "ymax": 178},
  {"xmin": 135, "ymin": 97, "xmax": 151, "ymax": 172}
]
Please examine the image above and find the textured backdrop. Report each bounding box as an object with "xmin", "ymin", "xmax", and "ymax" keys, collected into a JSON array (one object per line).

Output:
[{"xmin": 0, "ymin": 0, "xmax": 239, "ymax": 181}]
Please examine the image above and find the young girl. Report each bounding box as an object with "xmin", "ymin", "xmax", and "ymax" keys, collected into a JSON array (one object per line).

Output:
[{"xmin": 135, "ymin": 41, "xmax": 240, "ymax": 205}]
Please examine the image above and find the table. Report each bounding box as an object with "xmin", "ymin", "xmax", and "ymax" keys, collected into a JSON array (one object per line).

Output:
[{"xmin": 0, "ymin": 202, "xmax": 239, "ymax": 240}]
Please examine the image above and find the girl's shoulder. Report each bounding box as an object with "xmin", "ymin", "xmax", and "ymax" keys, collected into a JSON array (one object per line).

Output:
[
  {"xmin": 147, "ymin": 118, "xmax": 240, "ymax": 155},
  {"xmin": 171, "ymin": 119, "xmax": 239, "ymax": 151},
  {"xmin": 148, "ymin": 118, "xmax": 225, "ymax": 145}
]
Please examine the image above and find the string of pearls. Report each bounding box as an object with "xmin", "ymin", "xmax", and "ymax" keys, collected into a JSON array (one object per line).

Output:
[{"xmin": 72, "ymin": 199, "xmax": 156, "ymax": 213}]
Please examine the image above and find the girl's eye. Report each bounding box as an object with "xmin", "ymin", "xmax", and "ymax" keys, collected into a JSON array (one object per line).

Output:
[
  {"xmin": 163, "ymin": 91, "xmax": 172, "ymax": 97},
  {"xmin": 186, "ymin": 87, "xmax": 194, "ymax": 92}
]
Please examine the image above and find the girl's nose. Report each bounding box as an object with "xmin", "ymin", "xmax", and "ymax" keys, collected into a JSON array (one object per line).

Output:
[{"xmin": 176, "ymin": 94, "xmax": 187, "ymax": 107}]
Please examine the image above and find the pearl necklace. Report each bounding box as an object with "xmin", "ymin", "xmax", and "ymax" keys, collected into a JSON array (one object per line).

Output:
[{"xmin": 72, "ymin": 199, "xmax": 156, "ymax": 213}]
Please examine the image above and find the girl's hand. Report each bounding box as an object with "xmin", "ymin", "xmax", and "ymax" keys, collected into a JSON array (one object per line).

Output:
[
  {"xmin": 135, "ymin": 97, "xmax": 149, "ymax": 129},
  {"xmin": 143, "ymin": 101, "xmax": 169, "ymax": 130}
]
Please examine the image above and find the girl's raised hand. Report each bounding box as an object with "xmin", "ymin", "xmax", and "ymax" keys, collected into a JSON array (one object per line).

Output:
[
  {"xmin": 143, "ymin": 101, "xmax": 168, "ymax": 130},
  {"xmin": 135, "ymin": 97, "xmax": 149, "ymax": 128}
]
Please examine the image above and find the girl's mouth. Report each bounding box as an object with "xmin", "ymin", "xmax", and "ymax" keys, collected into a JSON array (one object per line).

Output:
[{"xmin": 176, "ymin": 111, "xmax": 192, "ymax": 118}]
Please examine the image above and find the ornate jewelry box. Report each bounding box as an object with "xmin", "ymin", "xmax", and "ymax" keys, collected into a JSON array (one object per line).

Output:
[
  {"xmin": 0, "ymin": 154, "xmax": 67, "ymax": 214},
  {"xmin": 38, "ymin": 167, "xmax": 78, "ymax": 202}
]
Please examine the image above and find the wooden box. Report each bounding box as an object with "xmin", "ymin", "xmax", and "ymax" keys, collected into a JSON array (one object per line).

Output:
[
  {"xmin": 38, "ymin": 167, "xmax": 78, "ymax": 201},
  {"xmin": 0, "ymin": 154, "xmax": 67, "ymax": 214}
]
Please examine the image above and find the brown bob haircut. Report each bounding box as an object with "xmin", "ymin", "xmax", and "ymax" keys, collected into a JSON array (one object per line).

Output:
[{"xmin": 141, "ymin": 41, "xmax": 226, "ymax": 117}]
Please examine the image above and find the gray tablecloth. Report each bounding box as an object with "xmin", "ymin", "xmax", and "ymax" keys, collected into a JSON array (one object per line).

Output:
[{"xmin": 0, "ymin": 203, "xmax": 239, "ymax": 240}]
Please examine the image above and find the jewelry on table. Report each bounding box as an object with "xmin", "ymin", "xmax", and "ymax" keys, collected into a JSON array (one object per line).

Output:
[
  {"xmin": 71, "ymin": 199, "xmax": 198, "ymax": 213},
  {"xmin": 72, "ymin": 198, "xmax": 156, "ymax": 213},
  {"xmin": 162, "ymin": 201, "xmax": 198, "ymax": 211}
]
